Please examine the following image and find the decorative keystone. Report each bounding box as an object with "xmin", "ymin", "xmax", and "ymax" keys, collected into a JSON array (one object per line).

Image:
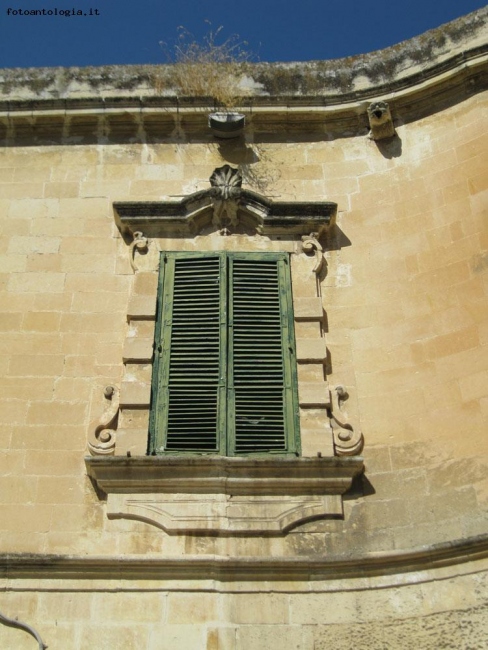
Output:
[{"xmin": 209, "ymin": 164, "xmax": 243, "ymax": 230}]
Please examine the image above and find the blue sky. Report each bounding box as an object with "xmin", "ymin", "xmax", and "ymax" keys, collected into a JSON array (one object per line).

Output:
[{"xmin": 0, "ymin": 0, "xmax": 486, "ymax": 69}]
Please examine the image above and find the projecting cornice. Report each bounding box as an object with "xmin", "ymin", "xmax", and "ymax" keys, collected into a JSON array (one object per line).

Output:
[
  {"xmin": 2, "ymin": 534, "xmax": 488, "ymax": 583},
  {"xmin": 114, "ymin": 165, "xmax": 337, "ymax": 241},
  {"xmin": 0, "ymin": 8, "xmax": 487, "ymax": 141}
]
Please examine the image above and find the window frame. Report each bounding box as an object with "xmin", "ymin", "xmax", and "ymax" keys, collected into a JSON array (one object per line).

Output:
[{"xmin": 149, "ymin": 250, "xmax": 301, "ymax": 457}]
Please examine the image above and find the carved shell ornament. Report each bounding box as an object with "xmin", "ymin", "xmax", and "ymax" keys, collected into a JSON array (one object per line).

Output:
[
  {"xmin": 209, "ymin": 164, "xmax": 243, "ymax": 200},
  {"xmin": 209, "ymin": 165, "xmax": 243, "ymax": 230}
]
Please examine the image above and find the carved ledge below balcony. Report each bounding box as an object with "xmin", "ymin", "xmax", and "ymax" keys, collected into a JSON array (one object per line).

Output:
[{"xmin": 85, "ymin": 455, "xmax": 363, "ymax": 535}]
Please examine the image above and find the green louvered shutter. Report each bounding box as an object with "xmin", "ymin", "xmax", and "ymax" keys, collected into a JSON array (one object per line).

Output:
[
  {"xmin": 152, "ymin": 252, "xmax": 227, "ymax": 453},
  {"xmin": 150, "ymin": 251, "xmax": 299, "ymax": 456},
  {"xmin": 228, "ymin": 253, "xmax": 299, "ymax": 455}
]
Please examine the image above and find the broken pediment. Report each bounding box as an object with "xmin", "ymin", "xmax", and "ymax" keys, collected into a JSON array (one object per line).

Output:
[{"xmin": 114, "ymin": 165, "xmax": 337, "ymax": 241}]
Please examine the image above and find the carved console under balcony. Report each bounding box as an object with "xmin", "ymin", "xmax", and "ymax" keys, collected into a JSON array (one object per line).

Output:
[{"xmin": 85, "ymin": 456, "xmax": 364, "ymax": 534}]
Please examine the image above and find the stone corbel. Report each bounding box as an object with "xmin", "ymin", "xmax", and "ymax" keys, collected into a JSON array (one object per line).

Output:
[
  {"xmin": 329, "ymin": 385, "xmax": 364, "ymax": 456},
  {"xmin": 88, "ymin": 385, "xmax": 119, "ymax": 456},
  {"xmin": 301, "ymin": 233, "xmax": 325, "ymax": 275},
  {"xmin": 367, "ymin": 101, "xmax": 395, "ymax": 140},
  {"xmin": 85, "ymin": 456, "xmax": 365, "ymax": 534}
]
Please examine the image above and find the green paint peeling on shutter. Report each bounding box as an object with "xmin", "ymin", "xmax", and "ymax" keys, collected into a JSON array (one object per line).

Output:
[{"xmin": 150, "ymin": 251, "xmax": 300, "ymax": 456}]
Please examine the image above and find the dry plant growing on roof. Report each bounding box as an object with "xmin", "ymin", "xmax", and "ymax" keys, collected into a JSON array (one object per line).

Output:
[{"xmin": 156, "ymin": 24, "xmax": 253, "ymax": 108}]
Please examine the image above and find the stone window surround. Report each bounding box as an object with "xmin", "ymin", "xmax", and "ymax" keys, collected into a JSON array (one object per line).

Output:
[{"xmin": 86, "ymin": 166, "xmax": 364, "ymax": 534}]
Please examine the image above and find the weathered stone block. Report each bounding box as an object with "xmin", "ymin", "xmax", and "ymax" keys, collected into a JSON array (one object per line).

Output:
[
  {"xmin": 301, "ymin": 428, "xmax": 334, "ymax": 457},
  {"xmin": 127, "ymin": 294, "xmax": 157, "ymax": 320},
  {"xmin": 298, "ymin": 382, "xmax": 330, "ymax": 407},
  {"xmin": 133, "ymin": 272, "xmax": 158, "ymax": 295},
  {"xmin": 122, "ymin": 337, "xmax": 154, "ymax": 363},
  {"xmin": 114, "ymin": 428, "xmax": 149, "ymax": 456},
  {"xmin": 293, "ymin": 297, "xmax": 323, "ymax": 320},
  {"xmin": 119, "ymin": 381, "xmax": 151, "ymax": 407},
  {"xmin": 296, "ymin": 338, "xmax": 327, "ymax": 362}
]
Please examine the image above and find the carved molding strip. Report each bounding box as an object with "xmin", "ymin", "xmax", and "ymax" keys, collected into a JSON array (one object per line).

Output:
[
  {"xmin": 87, "ymin": 385, "xmax": 119, "ymax": 456},
  {"xmin": 85, "ymin": 456, "xmax": 363, "ymax": 495},
  {"xmin": 2, "ymin": 533, "xmax": 488, "ymax": 582},
  {"xmin": 108, "ymin": 493, "xmax": 343, "ymax": 535}
]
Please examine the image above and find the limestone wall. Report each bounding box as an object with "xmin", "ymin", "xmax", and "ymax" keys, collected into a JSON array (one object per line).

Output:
[
  {"xmin": 0, "ymin": 17, "xmax": 487, "ymax": 646},
  {"xmin": 1, "ymin": 92, "xmax": 486, "ymax": 559},
  {"xmin": 2, "ymin": 565, "xmax": 488, "ymax": 649}
]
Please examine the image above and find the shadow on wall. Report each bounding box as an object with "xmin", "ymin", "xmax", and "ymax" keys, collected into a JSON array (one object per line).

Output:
[
  {"xmin": 323, "ymin": 224, "xmax": 352, "ymax": 252},
  {"xmin": 343, "ymin": 473, "xmax": 376, "ymax": 500},
  {"xmin": 375, "ymin": 133, "xmax": 403, "ymax": 159}
]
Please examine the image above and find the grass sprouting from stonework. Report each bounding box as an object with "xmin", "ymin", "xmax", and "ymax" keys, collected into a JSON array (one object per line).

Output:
[{"xmin": 155, "ymin": 24, "xmax": 253, "ymax": 107}]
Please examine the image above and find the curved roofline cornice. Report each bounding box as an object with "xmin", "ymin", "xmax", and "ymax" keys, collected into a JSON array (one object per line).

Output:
[{"xmin": 0, "ymin": 7, "xmax": 486, "ymax": 139}]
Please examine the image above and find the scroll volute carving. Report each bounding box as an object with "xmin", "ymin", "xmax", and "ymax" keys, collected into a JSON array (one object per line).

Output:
[
  {"xmin": 301, "ymin": 233, "xmax": 325, "ymax": 275},
  {"xmin": 88, "ymin": 385, "xmax": 119, "ymax": 456},
  {"xmin": 330, "ymin": 385, "xmax": 364, "ymax": 456},
  {"xmin": 129, "ymin": 231, "xmax": 160, "ymax": 273}
]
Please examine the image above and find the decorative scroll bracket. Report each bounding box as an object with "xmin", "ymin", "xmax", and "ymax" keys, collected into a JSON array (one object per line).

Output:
[
  {"xmin": 129, "ymin": 231, "xmax": 149, "ymax": 272},
  {"xmin": 301, "ymin": 233, "xmax": 325, "ymax": 275},
  {"xmin": 330, "ymin": 384, "xmax": 364, "ymax": 456},
  {"xmin": 88, "ymin": 385, "xmax": 120, "ymax": 456}
]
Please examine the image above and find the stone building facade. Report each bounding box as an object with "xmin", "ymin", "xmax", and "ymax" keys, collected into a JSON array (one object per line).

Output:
[{"xmin": 0, "ymin": 8, "xmax": 487, "ymax": 649}]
